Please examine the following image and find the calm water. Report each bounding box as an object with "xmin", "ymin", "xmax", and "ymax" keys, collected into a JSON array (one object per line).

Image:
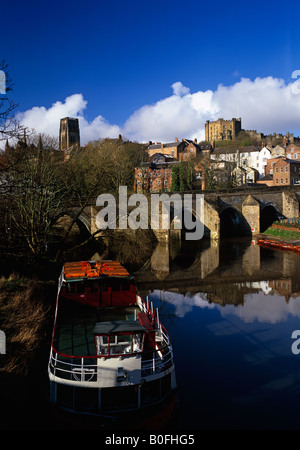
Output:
[
  {"xmin": 2, "ymin": 236, "xmax": 300, "ymax": 430},
  {"xmin": 137, "ymin": 237, "xmax": 300, "ymax": 430}
]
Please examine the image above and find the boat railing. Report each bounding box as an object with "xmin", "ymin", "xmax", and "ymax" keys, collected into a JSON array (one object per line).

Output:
[
  {"xmin": 137, "ymin": 295, "xmax": 171, "ymax": 344},
  {"xmin": 141, "ymin": 346, "xmax": 174, "ymax": 377},
  {"xmin": 48, "ymin": 350, "xmax": 98, "ymax": 383},
  {"xmin": 49, "ymin": 295, "xmax": 174, "ymax": 385},
  {"xmin": 49, "ymin": 343, "xmax": 174, "ymax": 384}
]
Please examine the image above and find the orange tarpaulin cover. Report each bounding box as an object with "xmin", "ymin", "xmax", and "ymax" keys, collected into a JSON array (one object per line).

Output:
[{"xmin": 63, "ymin": 260, "xmax": 129, "ymax": 279}]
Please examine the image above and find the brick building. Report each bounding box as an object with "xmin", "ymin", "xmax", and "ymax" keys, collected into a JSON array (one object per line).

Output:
[
  {"xmin": 134, "ymin": 154, "xmax": 175, "ymax": 193},
  {"xmin": 265, "ymin": 156, "xmax": 285, "ymax": 176},
  {"xmin": 273, "ymin": 158, "xmax": 300, "ymax": 186}
]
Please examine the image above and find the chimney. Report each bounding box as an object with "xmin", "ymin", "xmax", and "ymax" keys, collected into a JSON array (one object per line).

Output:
[
  {"xmin": 194, "ymin": 138, "xmax": 197, "ymax": 144},
  {"xmin": 161, "ymin": 143, "xmax": 164, "ymax": 150},
  {"xmin": 175, "ymin": 137, "xmax": 178, "ymax": 142}
]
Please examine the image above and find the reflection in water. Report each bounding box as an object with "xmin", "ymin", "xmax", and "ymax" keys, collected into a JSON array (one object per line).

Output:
[
  {"xmin": 131, "ymin": 236, "xmax": 300, "ymax": 429},
  {"xmin": 79, "ymin": 234, "xmax": 300, "ymax": 429}
]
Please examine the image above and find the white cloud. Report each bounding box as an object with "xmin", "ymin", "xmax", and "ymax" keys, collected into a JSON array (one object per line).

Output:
[
  {"xmin": 14, "ymin": 76, "xmax": 300, "ymax": 146},
  {"xmin": 171, "ymin": 81, "xmax": 190, "ymax": 97},
  {"xmin": 15, "ymin": 93, "xmax": 121, "ymax": 145}
]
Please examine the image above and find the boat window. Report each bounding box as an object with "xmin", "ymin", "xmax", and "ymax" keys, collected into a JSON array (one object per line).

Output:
[
  {"xmin": 132, "ymin": 333, "xmax": 143, "ymax": 352},
  {"xmin": 95, "ymin": 332, "xmax": 144, "ymax": 356},
  {"xmin": 95, "ymin": 335, "xmax": 109, "ymax": 355},
  {"xmin": 110, "ymin": 334, "xmax": 132, "ymax": 355}
]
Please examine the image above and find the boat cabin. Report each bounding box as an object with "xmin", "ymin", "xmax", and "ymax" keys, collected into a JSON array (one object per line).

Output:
[
  {"xmin": 60, "ymin": 261, "xmax": 137, "ymax": 308},
  {"xmin": 93, "ymin": 320, "xmax": 146, "ymax": 356}
]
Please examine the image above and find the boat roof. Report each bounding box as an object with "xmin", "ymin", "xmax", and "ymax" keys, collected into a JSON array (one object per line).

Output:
[
  {"xmin": 63, "ymin": 260, "xmax": 131, "ymax": 281},
  {"xmin": 93, "ymin": 320, "xmax": 146, "ymax": 335}
]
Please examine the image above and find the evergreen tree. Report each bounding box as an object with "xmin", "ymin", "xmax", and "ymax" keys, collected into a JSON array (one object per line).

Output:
[
  {"xmin": 171, "ymin": 165, "xmax": 180, "ymax": 191},
  {"xmin": 179, "ymin": 162, "xmax": 186, "ymax": 191},
  {"xmin": 186, "ymin": 163, "xmax": 193, "ymax": 190}
]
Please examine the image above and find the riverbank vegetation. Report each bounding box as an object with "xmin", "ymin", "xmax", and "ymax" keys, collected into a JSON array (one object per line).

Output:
[
  {"xmin": 0, "ymin": 274, "xmax": 55, "ymax": 375},
  {"xmin": 263, "ymin": 226, "xmax": 300, "ymax": 241}
]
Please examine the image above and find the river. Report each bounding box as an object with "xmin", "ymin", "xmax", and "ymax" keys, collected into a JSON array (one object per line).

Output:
[
  {"xmin": 2, "ymin": 235, "xmax": 300, "ymax": 430},
  {"xmin": 136, "ymin": 236, "xmax": 300, "ymax": 430}
]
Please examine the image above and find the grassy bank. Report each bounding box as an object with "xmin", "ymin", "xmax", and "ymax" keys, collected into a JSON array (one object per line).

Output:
[
  {"xmin": 0, "ymin": 274, "xmax": 57, "ymax": 429},
  {"xmin": 0, "ymin": 274, "xmax": 56, "ymax": 375},
  {"xmin": 263, "ymin": 226, "xmax": 300, "ymax": 241}
]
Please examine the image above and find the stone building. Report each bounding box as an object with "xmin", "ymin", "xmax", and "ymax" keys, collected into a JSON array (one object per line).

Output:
[
  {"xmin": 270, "ymin": 145, "xmax": 286, "ymax": 158},
  {"xmin": 59, "ymin": 117, "xmax": 80, "ymax": 154},
  {"xmin": 178, "ymin": 139, "xmax": 201, "ymax": 161},
  {"xmin": 205, "ymin": 118, "xmax": 242, "ymax": 141},
  {"xmin": 147, "ymin": 138, "xmax": 186, "ymax": 160},
  {"xmin": 285, "ymin": 144, "xmax": 300, "ymax": 160}
]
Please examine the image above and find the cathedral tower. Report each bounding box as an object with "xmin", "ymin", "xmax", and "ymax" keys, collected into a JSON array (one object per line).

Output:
[{"xmin": 59, "ymin": 117, "xmax": 80, "ymax": 150}]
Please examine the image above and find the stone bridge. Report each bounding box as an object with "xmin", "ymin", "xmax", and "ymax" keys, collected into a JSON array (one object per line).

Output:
[{"xmin": 55, "ymin": 185, "xmax": 300, "ymax": 241}]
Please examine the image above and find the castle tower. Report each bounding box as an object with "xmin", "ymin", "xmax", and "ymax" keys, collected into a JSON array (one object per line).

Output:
[
  {"xmin": 59, "ymin": 117, "xmax": 80, "ymax": 150},
  {"xmin": 205, "ymin": 118, "xmax": 241, "ymax": 142}
]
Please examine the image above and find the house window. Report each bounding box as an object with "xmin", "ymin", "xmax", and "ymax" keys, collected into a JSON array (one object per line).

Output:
[
  {"xmin": 294, "ymin": 154, "xmax": 297, "ymax": 159},
  {"xmin": 286, "ymin": 178, "xmax": 288, "ymax": 183},
  {"xmin": 275, "ymin": 167, "xmax": 278, "ymax": 173},
  {"xmin": 275, "ymin": 178, "xmax": 279, "ymax": 184}
]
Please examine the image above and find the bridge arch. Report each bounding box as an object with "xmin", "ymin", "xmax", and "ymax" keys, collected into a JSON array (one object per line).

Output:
[
  {"xmin": 52, "ymin": 213, "xmax": 92, "ymax": 241},
  {"xmin": 259, "ymin": 203, "xmax": 283, "ymax": 232},
  {"xmin": 219, "ymin": 205, "xmax": 245, "ymax": 238}
]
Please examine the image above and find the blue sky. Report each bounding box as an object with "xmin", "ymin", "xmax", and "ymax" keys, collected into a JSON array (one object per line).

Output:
[{"xmin": 2, "ymin": 0, "xmax": 300, "ymax": 144}]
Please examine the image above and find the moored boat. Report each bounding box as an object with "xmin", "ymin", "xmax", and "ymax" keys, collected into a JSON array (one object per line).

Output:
[
  {"xmin": 48, "ymin": 260, "xmax": 177, "ymax": 428},
  {"xmin": 257, "ymin": 238, "xmax": 300, "ymax": 253}
]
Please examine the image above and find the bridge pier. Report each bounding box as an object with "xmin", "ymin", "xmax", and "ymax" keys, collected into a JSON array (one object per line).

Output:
[
  {"xmin": 203, "ymin": 200, "xmax": 220, "ymax": 239},
  {"xmin": 242, "ymin": 195, "xmax": 260, "ymax": 235},
  {"xmin": 282, "ymin": 192, "xmax": 299, "ymax": 218},
  {"xmin": 150, "ymin": 243, "xmax": 170, "ymax": 280}
]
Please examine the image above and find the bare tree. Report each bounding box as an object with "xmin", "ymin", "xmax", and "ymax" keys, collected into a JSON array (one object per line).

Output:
[
  {"xmin": 5, "ymin": 148, "xmax": 69, "ymax": 255},
  {"xmin": 0, "ymin": 61, "xmax": 28, "ymax": 143}
]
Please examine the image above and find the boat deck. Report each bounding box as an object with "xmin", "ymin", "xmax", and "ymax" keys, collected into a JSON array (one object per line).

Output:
[{"xmin": 54, "ymin": 298, "xmax": 140, "ymax": 357}]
